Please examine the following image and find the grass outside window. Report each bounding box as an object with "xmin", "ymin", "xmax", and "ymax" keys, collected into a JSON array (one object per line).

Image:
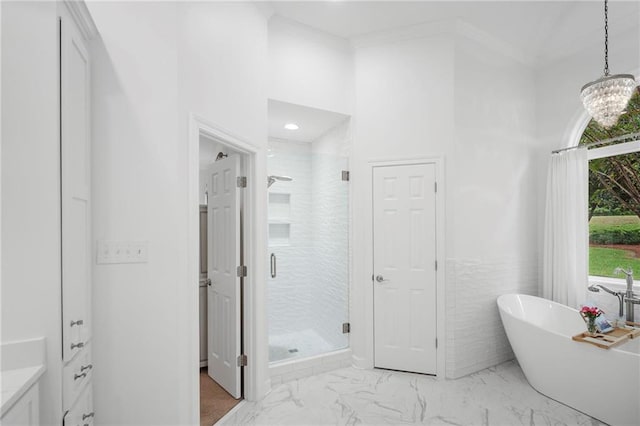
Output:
[{"xmin": 589, "ymin": 215, "xmax": 640, "ymax": 278}]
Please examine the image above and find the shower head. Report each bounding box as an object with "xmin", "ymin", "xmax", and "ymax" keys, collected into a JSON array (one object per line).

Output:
[{"xmin": 267, "ymin": 175, "xmax": 293, "ymax": 188}]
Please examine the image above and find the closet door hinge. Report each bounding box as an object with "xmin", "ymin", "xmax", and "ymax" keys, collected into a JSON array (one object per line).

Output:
[
  {"xmin": 341, "ymin": 170, "xmax": 350, "ymax": 181},
  {"xmin": 434, "ymin": 182, "xmax": 438, "ymax": 193},
  {"xmin": 237, "ymin": 354, "xmax": 247, "ymax": 367},
  {"xmin": 342, "ymin": 322, "xmax": 351, "ymax": 334},
  {"xmin": 237, "ymin": 265, "xmax": 247, "ymax": 278},
  {"xmin": 435, "ymin": 338, "xmax": 438, "ymax": 349},
  {"xmin": 237, "ymin": 176, "xmax": 247, "ymax": 188}
]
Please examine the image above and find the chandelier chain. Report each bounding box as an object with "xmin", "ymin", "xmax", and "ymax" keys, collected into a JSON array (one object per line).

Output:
[{"xmin": 604, "ymin": 0, "xmax": 609, "ymax": 76}]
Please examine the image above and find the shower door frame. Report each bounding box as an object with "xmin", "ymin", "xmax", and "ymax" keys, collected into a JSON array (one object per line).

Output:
[{"xmin": 184, "ymin": 113, "xmax": 268, "ymax": 424}]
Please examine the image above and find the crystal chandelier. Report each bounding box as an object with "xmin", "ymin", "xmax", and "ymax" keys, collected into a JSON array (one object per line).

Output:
[{"xmin": 580, "ymin": 0, "xmax": 637, "ymax": 128}]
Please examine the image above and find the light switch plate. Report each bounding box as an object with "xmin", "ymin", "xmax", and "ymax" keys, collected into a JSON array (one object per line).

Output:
[{"xmin": 96, "ymin": 240, "xmax": 148, "ymax": 264}]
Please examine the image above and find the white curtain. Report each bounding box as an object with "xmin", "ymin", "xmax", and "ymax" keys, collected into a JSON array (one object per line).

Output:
[{"xmin": 543, "ymin": 148, "xmax": 589, "ymax": 308}]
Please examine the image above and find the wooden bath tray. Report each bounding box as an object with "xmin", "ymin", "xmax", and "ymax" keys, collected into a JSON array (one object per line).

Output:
[{"xmin": 572, "ymin": 325, "xmax": 640, "ymax": 349}]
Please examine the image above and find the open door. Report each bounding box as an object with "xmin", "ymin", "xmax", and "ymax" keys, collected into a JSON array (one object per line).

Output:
[{"xmin": 207, "ymin": 155, "xmax": 242, "ymax": 398}]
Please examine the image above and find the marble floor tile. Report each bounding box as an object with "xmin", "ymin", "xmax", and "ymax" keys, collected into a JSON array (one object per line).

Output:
[{"xmin": 217, "ymin": 361, "xmax": 603, "ymax": 426}]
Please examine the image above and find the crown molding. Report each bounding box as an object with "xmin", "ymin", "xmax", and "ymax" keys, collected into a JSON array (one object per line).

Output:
[
  {"xmin": 253, "ymin": 1, "xmax": 275, "ymax": 21},
  {"xmin": 351, "ymin": 19, "xmax": 455, "ymax": 50},
  {"xmin": 454, "ymin": 21, "xmax": 532, "ymax": 67},
  {"xmin": 352, "ymin": 18, "xmax": 533, "ymax": 67},
  {"xmin": 63, "ymin": 0, "xmax": 98, "ymax": 40}
]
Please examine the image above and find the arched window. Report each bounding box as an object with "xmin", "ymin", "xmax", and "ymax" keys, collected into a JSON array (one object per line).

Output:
[{"xmin": 581, "ymin": 90, "xmax": 640, "ymax": 279}]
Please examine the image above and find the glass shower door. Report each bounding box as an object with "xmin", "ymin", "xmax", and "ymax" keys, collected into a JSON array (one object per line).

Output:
[{"xmin": 267, "ymin": 128, "xmax": 350, "ymax": 363}]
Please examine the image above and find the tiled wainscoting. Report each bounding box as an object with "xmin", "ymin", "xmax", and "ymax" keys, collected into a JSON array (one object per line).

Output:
[{"xmin": 445, "ymin": 257, "xmax": 538, "ymax": 378}]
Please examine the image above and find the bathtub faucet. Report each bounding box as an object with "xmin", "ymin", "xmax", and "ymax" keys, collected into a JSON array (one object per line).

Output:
[
  {"xmin": 588, "ymin": 284, "xmax": 625, "ymax": 318},
  {"xmin": 614, "ymin": 267, "xmax": 639, "ymax": 323}
]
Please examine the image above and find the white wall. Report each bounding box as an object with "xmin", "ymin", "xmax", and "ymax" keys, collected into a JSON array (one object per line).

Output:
[
  {"xmin": 1, "ymin": 2, "xmax": 63, "ymax": 423},
  {"xmin": 351, "ymin": 23, "xmax": 539, "ymax": 378},
  {"xmin": 89, "ymin": 1, "xmax": 268, "ymax": 424},
  {"xmin": 446, "ymin": 35, "xmax": 538, "ymax": 378},
  {"xmin": 351, "ymin": 31, "xmax": 456, "ymax": 370},
  {"xmin": 268, "ymin": 16, "xmax": 353, "ymax": 115},
  {"xmin": 89, "ymin": 2, "xmax": 181, "ymax": 424}
]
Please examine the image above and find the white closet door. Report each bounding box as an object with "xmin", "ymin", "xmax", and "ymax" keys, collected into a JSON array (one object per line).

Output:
[
  {"xmin": 373, "ymin": 163, "xmax": 437, "ymax": 375},
  {"xmin": 61, "ymin": 10, "xmax": 91, "ymax": 363},
  {"xmin": 207, "ymin": 155, "xmax": 242, "ymax": 399}
]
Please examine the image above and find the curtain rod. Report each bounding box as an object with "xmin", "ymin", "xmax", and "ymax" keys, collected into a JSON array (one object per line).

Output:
[{"xmin": 552, "ymin": 131, "xmax": 640, "ymax": 154}]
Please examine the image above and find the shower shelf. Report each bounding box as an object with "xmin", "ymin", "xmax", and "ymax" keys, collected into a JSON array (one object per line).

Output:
[{"xmin": 268, "ymin": 222, "xmax": 290, "ymax": 246}]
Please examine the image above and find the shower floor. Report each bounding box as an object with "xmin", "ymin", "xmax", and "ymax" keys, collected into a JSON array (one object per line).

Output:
[{"xmin": 269, "ymin": 328, "xmax": 335, "ymax": 363}]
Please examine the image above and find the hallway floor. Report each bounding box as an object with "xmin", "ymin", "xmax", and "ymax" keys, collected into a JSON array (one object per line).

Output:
[
  {"xmin": 217, "ymin": 360, "xmax": 601, "ymax": 425},
  {"xmin": 200, "ymin": 368, "xmax": 240, "ymax": 426}
]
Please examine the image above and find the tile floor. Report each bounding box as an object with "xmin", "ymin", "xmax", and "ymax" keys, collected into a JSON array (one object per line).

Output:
[{"xmin": 218, "ymin": 360, "xmax": 602, "ymax": 425}]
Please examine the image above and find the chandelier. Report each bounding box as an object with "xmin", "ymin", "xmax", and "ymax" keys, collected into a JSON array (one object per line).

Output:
[{"xmin": 580, "ymin": 0, "xmax": 637, "ymax": 128}]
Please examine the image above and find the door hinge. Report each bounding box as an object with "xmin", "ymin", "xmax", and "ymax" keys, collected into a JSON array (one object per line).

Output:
[
  {"xmin": 435, "ymin": 338, "xmax": 438, "ymax": 349},
  {"xmin": 435, "ymin": 260, "xmax": 438, "ymax": 271},
  {"xmin": 342, "ymin": 322, "xmax": 351, "ymax": 334},
  {"xmin": 434, "ymin": 182, "xmax": 438, "ymax": 193},
  {"xmin": 237, "ymin": 176, "xmax": 247, "ymax": 188},
  {"xmin": 341, "ymin": 170, "xmax": 350, "ymax": 181},
  {"xmin": 237, "ymin": 265, "xmax": 247, "ymax": 278},
  {"xmin": 237, "ymin": 354, "xmax": 247, "ymax": 367}
]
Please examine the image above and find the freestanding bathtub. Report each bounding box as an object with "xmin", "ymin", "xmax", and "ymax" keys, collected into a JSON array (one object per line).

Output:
[{"xmin": 497, "ymin": 294, "xmax": 640, "ymax": 426}]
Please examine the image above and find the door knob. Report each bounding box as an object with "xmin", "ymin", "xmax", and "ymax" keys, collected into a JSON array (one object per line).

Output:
[{"xmin": 375, "ymin": 275, "xmax": 387, "ymax": 283}]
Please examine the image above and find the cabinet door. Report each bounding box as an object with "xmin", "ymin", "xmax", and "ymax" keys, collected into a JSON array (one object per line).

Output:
[
  {"xmin": 60, "ymin": 6, "xmax": 91, "ymax": 363},
  {"xmin": 63, "ymin": 342, "xmax": 93, "ymax": 412},
  {"xmin": 63, "ymin": 385, "xmax": 94, "ymax": 426},
  {"xmin": 1, "ymin": 384, "xmax": 40, "ymax": 425}
]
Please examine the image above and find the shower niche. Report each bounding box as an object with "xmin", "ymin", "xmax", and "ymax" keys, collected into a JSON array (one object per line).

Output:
[
  {"xmin": 267, "ymin": 99, "xmax": 351, "ymax": 366},
  {"xmin": 268, "ymin": 193, "xmax": 291, "ymax": 246}
]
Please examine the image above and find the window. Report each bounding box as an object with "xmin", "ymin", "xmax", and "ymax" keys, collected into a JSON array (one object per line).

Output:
[{"xmin": 580, "ymin": 90, "xmax": 640, "ymax": 279}]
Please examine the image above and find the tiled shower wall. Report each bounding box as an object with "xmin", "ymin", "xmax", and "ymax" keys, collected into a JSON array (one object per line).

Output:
[
  {"xmin": 267, "ymin": 120, "xmax": 350, "ymax": 355},
  {"xmin": 267, "ymin": 140, "xmax": 314, "ymax": 338}
]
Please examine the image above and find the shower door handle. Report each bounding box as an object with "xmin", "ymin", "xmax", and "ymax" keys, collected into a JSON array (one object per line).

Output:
[{"xmin": 270, "ymin": 253, "xmax": 277, "ymax": 278}]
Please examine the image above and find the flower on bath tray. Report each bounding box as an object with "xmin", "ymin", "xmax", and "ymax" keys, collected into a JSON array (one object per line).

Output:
[
  {"xmin": 580, "ymin": 306, "xmax": 603, "ymax": 320},
  {"xmin": 580, "ymin": 306, "xmax": 604, "ymax": 335}
]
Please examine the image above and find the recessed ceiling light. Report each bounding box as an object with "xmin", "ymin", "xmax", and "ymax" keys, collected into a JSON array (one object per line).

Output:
[{"xmin": 284, "ymin": 123, "xmax": 299, "ymax": 130}]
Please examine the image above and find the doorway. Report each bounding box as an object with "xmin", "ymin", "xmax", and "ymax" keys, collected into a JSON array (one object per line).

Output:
[
  {"xmin": 372, "ymin": 162, "xmax": 438, "ymax": 375},
  {"xmin": 198, "ymin": 135, "xmax": 245, "ymax": 424}
]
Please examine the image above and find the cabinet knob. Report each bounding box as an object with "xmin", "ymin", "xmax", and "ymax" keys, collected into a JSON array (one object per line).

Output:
[
  {"xmin": 70, "ymin": 319, "xmax": 84, "ymax": 327},
  {"xmin": 70, "ymin": 342, "xmax": 85, "ymax": 350}
]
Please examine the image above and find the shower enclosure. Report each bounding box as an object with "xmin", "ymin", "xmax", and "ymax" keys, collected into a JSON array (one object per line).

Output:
[{"xmin": 267, "ymin": 121, "xmax": 350, "ymax": 364}]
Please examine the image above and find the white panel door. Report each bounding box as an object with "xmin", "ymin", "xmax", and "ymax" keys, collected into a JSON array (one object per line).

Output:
[
  {"xmin": 61, "ymin": 11, "xmax": 91, "ymax": 363},
  {"xmin": 373, "ymin": 163, "xmax": 437, "ymax": 374},
  {"xmin": 207, "ymin": 155, "xmax": 242, "ymax": 398}
]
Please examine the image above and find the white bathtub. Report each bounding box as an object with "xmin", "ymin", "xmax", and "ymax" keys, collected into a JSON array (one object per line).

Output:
[{"xmin": 497, "ymin": 294, "xmax": 640, "ymax": 426}]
